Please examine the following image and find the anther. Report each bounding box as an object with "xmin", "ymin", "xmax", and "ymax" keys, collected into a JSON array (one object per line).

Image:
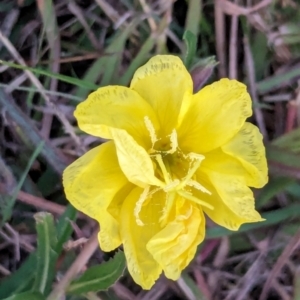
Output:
[{"xmin": 144, "ymin": 116, "xmax": 158, "ymax": 149}]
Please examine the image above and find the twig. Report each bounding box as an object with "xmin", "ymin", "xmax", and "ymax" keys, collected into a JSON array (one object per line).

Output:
[{"xmin": 47, "ymin": 228, "xmax": 99, "ymax": 300}]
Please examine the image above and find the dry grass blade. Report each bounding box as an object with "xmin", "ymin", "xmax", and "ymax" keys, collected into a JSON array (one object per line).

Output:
[
  {"xmin": 1, "ymin": 1, "xmax": 300, "ymax": 298},
  {"xmin": 0, "ymin": 30, "xmax": 83, "ymax": 152},
  {"xmin": 138, "ymin": 0, "xmax": 157, "ymax": 32},
  {"xmin": 220, "ymin": 0, "xmax": 273, "ymax": 16},
  {"xmin": 0, "ymin": 89, "xmax": 67, "ymax": 174},
  {"xmin": 259, "ymin": 230, "xmax": 300, "ymax": 300},
  {"xmin": 94, "ymin": 0, "xmax": 122, "ymax": 24},
  {"xmin": 228, "ymin": 0, "xmax": 238, "ymax": 79},
  {"xmin": 244, "ymin": 35, "xmax": 268, "ymax": 139},
  {"xmin": 68, "ymin": 0, "xmax": 100, "ymax": 50},
  {"xmin": 37, "ymin": 0, "xmax": 61, "ymax": 139},
  {"xmin": 215, "ymin": 0, "xmax": 227, "ymax": 77},
  {"xmin": 0, "ymin": 183, "xmax": 85, "ymax": 219}
]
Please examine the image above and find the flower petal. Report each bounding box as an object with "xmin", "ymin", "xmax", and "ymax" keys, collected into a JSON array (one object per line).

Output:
[
  {"xmin": 130, "ymin": 55, "xmax": 193, "ymax": 135},
  {"xmin": 221, "ymin": 122, "xmax": 268, "ymax": 188},
  {"xmin": 164, "ymin": 208, "xmax": 205, "ymax": 280},
  {"xmin": 120, "ymin": 187, "xmax": 164, "ymax": 289},
  {"xmin": 111, "ymin": 129, "xmax": 163, "ymax": 188},
  {"xmin": 195, "ymin": 172, "xmax": 263, "ymax": 230},
  {"xmin": 74, "ymin": 86, "xmax": 159, "ymax": 148},
  {"xmin": 63, "ymin": 141, "xmax": 131, "ymax": 251},
  {"xmin": 177, "ymin": 79, "xmax": 252, "ymax": 153},
  {"xmin": 147, "ymin": 197, "xmax": 205, "ymax": 280}
]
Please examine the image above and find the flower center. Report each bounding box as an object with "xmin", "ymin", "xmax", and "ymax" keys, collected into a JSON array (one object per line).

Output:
[{"xmin": 133, "ymin": 117, "xmax": 214, "ymax": 226}]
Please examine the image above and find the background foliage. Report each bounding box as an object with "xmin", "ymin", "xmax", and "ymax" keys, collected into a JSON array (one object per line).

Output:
[{"xmin": 1, "ymin": 0, "xmax": 300, "ymax": 299}]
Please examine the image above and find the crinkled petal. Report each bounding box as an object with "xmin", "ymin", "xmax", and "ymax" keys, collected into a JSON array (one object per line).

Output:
[
  {"xmin": 164, "ymin": 207, "xmax": 205, "ymax": 280},
  {"xmin": 195, "ymin": 173, "xmax": 263, "ymax": 230},
  {"xmin": 177, "ymin": 79, "xmax": 252, "ymax": 153},
  {"xmin": 111, "ymin": 128, "xmax": 163, "ymax": 188},
  {"xmin": 147, "ymin": 197, "xmax": 205, "ymax": 280},
  {"xmin": 63, "ymin": 141, "xmax": 131, "ymax": 251},
  {"xmin": 120, "ymin": 188, "xmax": 164, "ymax": 289},
  {"xmin": 130, "ymin": 55, "xmax": 193, "ymax": 135},
  {"xmin": 201, "ymin": 127, "xmax": 267, "ymax": 188},
  {"xmin": 74, "ymin": 86, "xmax": 160, "ymax": 148},
  {"xmin": 221, "ymin": 122, "xmax": 268, "ymax": 188}
]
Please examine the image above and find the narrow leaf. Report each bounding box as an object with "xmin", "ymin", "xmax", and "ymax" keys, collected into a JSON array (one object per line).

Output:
[
  {"xmin": 183, "ymin": 30, "xmax": 197, "ymax": 70},
  {"xmin": 2, "ymin": 291, "xmax": 45, "ymax": 300},
  {"xmin": 67, "ymin": 251, "xmax": 126, "ymax": 295},
  {"xmin": 118, "ymin": 35, "xmax": 155, "ymax": 86},
  {"xmin": 257, "ymin": 67, "xmax": 300, "ymax": 93},
  {"xmin": 0, "ymin": 141, "xmax": 44, "ymax": 225},
  {"xmin": 206, "ymin": 204, "xmax": 300, "ymax": 239},
  {"xmin": 184, "ymin": 0, "xmax": 202, "ymax": 37},
  {"xmin": 256, "ymin": 176, "xmax": 296, "ymax": 207},
  {"xmin": 33, "ymin": 212, "xmax": 58, "ymax": 295},
  {"xmin": 55, "ymin": 205, "xmax": 77, "ymax": 254},
  {"xmin": 178, "ymin": 272, "xmax": 208, "ymax": 300},
  {"xmin": 0, "ymin": 60, "xmax": 98, "ymax": 90},
  {"xmin": 0, "ymin": 254, "xmax": 37, "ymax": 299}
]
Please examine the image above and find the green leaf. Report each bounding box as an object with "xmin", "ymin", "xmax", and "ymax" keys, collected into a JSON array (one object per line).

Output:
[
  {"xmin": 257, "ymin": 67, "xmax": 300, "ymax": 93},
  {"xmin": 55, "ymin": 205, "xmax": 77, "ymax": 254},
  {"xmin": 0, "ymin": 60, "xmax": 98, "ymax": 90},
  {"xmin": 118, "ymin": 35, "xmax": 155, "ymax": 86},
  {"xmin": 183, "ymin": 30, "xmax": 197, "ymax": 70},
  {"xmin": 179, "ymin": 272, "xmax": 208, "ymax": 300},
  {"xmin": 272, "ymin": 127, "xmax": 300, "ymax": 153},
  {"xmin": 256, "ymin": 176, "xmax": 296, "ymax": 207},
  {"xmin": 206, "ymin": 204, "xmax": 300, "ymax": 239},
  {"xmin": 100, "ymin": 20, "xmax": 141, "ymax": 87},
  {"xmin": 294, "ymin": 267, "xmax": 300, "ymax": 300},
  {"xmin": 74, "ymin": 19, "xmax": 141, "ymax": 99},
  {"xmin": 67, "ymin": 252, "xmax": 126, "ymax": 295},
  {"xmin": 267, "ymin": 146, "xmax": 300, "ymax": 178},
  {"xmin": 184, "ymin": 0, "xmax": 202, "ymax": 38},
  {"xmin": 0, "ymin": 254, "xmax": 37, "ymax": 299},
  {"xmin": 2, "ymin": 291, "xmax": 45, "ymax": 300},
  {"xmin": 0, "ymin": 141, "xmax": 44, "ymax": 226},
  {"xmin": 33, "ymin": 212, "xmax": 58, "ymax": 295}
]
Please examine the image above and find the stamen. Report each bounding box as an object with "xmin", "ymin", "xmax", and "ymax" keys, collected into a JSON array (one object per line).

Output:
[
  {"xmin": 187, "ymin": 152, "xmax": 205, "ymax": 161},
  {"xmin": 186, "ymin": 179, "xmax": 211, "ymax": 194},
  {"xmin": 155, "ymin": 154, "xmax": 171, "ymax": 184},
  {"xmin": 134, "ymin": 186, "xmax": 150, "ymax": 226},
  {"xmin": 177, "ymin": 190, "xmax": 214, "ymax": 210},
  {"xmin": 159, "ymin": 191, "xmax": 176, "ymax": 226},
  {"xmin": 166, "ymin": 129, "xmax": 178, "ymax": 154},
  {"xmin": 163, "ymin": 179, "xmax": 180, "ymax": 192},
  {"xmin": 144, "ymin": 116, "xmax": 158, "ymax": 148},
  {"xmin": 177, "ymin": 153, "xmax": 205, "ymax": 190}
]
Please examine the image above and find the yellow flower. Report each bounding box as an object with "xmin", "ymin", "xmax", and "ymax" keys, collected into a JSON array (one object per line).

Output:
[{"xmin": 63, "ymin": 55, "xmax": 268, "ymax": 289}]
